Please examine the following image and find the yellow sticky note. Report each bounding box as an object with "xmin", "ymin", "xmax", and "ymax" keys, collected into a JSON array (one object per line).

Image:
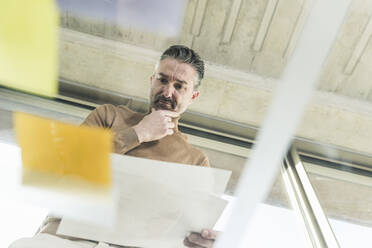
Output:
[
  {"xmin": 14, "ymin": 112, "xmax": 113, "ymax": 186},
  {"xmin": 0, "ymin": 0, "xmax": 59, "ymax": 97}
]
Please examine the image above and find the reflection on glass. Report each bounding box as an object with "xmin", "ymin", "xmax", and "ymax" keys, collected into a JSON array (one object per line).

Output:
[
  {"xmin": 304, "ymin": 161, "xmax": 372, "ymax": 248},
  {"xmin": 57, "ymin": 0, "xmax": 187, "ymax": 36},
  {"xmin": 205, "ymin": 146, "xmax": 308, "ymax": 247},
  {"xmin": 3, "ymin": 0, "xmax": 372, "ymax": 247}
]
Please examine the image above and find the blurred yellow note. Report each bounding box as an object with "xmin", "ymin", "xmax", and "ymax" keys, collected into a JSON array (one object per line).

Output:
[
  {"xmin": 14, "ymin": 112, "xmax": 113, "ymax": 186},
  {"xmin": 0, "ymin": 0, "xmax": 59, "ymax": 97}
]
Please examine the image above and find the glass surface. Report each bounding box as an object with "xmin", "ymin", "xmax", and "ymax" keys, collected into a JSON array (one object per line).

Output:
[
  {"xmin": 3, "ymin": 1, "xmax": 372, "ymax": 247},
  {"xmin": 203, "ymin": 147, "xmax": 308, "ymax": 247},
  {"xmin": 0, "ymin": 93, "xmax": 88, "ymax": 247},
  {"xmin": 303, "ymin": 160, "xmax": 372, "ymax": 248},
  {"xmin": 0, "ymin": 94, "xmax": 309, "ymax": 247},
  {"xmin": 215, "ymin": 172, "xmax": 309, "ymax": 248}
]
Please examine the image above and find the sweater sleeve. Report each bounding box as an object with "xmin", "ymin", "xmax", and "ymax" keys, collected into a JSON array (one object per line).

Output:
[
  {"xmin": 82, "ymin": 104, "xmax": 114, "ymax": 128},
  {"xmin": 82, "ymin": 104, "xmax": 141, "ymax": 154},
  {"xmin": 114, "ymin": 127, "xmax": 141, "ymax": 154}
]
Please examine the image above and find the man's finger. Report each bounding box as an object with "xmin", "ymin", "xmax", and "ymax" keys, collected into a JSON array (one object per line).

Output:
[
  {"xmin": 167, "ymin": 122, "xmax": 175, "ymax": 128},
  {"xmin": 183, "ymin": 238, "xmax": 204, "ymax": 248},
  {"xmin": 187, "ymin": 232, "xmax": 214, "ymax": 248},
  {"xmin": 201, "ymin": 229, "xmax": 219, "ymax": 240}
]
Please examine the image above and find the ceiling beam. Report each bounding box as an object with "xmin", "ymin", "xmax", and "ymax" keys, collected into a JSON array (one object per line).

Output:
[
  {"xmin": 221, "ymin": 0, "xmax": 243, "ymax": 44},
  {"xmin": 344, "ymin": 15, "xmax": 372, "ymax": 75},
  {"xmin": 191, "ymin": 0, "xmax": 208, "ymax": 36},
  {"xmin": 283, "ymin": 0, "xmax": 314, "ymax": 59},
  {"xmin": 253, "ymin": 0, "xmax": 279, "ymax": 51}
]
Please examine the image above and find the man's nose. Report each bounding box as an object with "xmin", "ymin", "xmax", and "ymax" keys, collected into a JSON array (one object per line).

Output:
[{"xmin": 163, "ymin": 85, "xmax": 174, "ymax": 98}]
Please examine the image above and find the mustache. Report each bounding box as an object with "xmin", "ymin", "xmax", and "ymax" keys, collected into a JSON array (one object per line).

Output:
[{"xmin": 154, "ymin": 95, "xmax": 177, "ymax": 110}]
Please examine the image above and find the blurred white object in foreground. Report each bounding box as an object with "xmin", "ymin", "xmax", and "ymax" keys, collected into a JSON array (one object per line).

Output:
[
  {"xmin": 0, "ymin": 142, "xmax": 48, "ymax": 247},
  {"xmin": 215, "ymin": 0, "xmax": 352, "ymax": 247},
  {"xmin": 0, "ymin": 142, "xmax": 118, "ymax": 227}
]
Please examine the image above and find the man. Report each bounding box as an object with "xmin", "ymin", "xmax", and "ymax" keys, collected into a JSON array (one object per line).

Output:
[
  {"xmin": 10, "ymin": 45, "xmax": 218, "ymax": 248},
  {"xmin": 81, "ymin": 45, "xmax": 209, "ymax": 167}
]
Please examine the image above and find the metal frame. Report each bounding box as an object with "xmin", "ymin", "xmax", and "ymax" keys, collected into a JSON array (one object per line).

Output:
[{"xmin": 282, "ymin": 147, "xmax": 340, "ymax": 248}]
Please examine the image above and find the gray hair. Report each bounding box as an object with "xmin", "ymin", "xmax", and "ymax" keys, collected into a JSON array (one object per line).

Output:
[{"xmin": 160, "ymin": 45, "xmax": 204, "ymax": 89}]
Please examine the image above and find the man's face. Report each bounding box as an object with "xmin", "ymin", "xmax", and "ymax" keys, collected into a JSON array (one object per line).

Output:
[{"xmin": 149, "ymin": 58, "xmax": 200, "ymax": 114}]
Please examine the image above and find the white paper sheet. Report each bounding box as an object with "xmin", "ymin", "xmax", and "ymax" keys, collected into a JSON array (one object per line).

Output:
[
  {"xmin": 57, "ymin": 154, "xmax": 231, "ymax": 248},
  {"xmin": 110, "ymin": 154, "xmax": 231, "ymax": 196}
]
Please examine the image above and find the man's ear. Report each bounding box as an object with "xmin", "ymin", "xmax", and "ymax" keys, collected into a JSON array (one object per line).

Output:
[
  {"xmin": 150, "ymin": 75, "xmax": 154, "ymax": 85},
  {"xmin": 191, "ymin": 90, "xmax": 200, "ymax": 101}
]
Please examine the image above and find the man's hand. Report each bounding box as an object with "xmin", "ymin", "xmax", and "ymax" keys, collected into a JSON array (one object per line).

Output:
[
  {"xmin": 133, "ymin": 109, "xmax": 179, "ymax": 143},
  {"xmin": 184, "ymin": 229, "xmax": 220, "ymax": 248}
]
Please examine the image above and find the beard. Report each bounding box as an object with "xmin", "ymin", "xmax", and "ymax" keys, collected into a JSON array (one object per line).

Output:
[{"xmin": 153, "ymin": 94, "xmax": 177, "ymax": 111}]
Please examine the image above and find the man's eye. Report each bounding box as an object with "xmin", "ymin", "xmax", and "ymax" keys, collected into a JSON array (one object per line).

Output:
[
  {"xmin": 175, "ymin": 84, "xmax": 182, "ymax": 90},
  {"xmin": 160, "ymin": 78, "xmax": 168, "ymax": 84}
]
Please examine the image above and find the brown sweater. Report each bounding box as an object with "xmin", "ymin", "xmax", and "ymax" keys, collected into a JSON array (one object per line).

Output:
[{"xmin": 82, "ymin": 104, "xmax": 209, "ymax": 167}]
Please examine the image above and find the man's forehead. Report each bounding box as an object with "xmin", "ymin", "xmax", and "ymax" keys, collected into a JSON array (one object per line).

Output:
[{"xmin": 156, "ymin": 58, "xmax": 197, "ymax": 84}]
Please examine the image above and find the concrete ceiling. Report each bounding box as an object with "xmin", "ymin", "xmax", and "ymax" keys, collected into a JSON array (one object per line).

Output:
[
  {"xmin": 57, "ymin": 0, "xmax": 372, "ymax": 156},
  {"xmin": 319, "ymin": 0, "xmax": 372, "ymax": 100}
]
